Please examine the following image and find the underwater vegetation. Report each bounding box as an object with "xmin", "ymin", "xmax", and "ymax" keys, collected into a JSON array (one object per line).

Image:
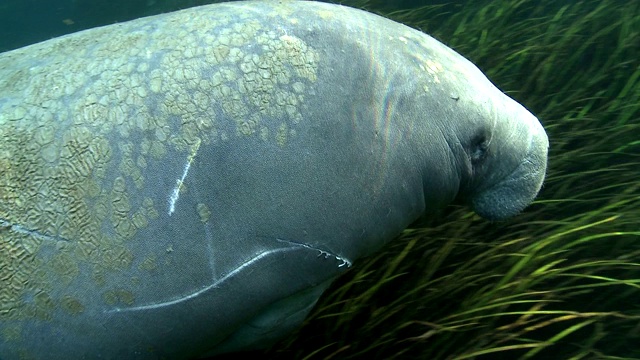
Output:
[{"xmin": 260, "ymin": 0, "xmax": 640, "ymax": 359}]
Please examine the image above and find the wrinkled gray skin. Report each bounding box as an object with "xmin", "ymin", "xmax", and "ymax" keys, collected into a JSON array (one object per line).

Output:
[{"xmin": 0, "ymin": 1, "xmax": 548, "ymax": 359}]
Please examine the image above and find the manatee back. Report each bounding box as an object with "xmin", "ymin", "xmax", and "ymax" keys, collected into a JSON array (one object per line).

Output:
[{"xmin": 0, "ymin": 1, "xmax": 446, "ymax": 358}]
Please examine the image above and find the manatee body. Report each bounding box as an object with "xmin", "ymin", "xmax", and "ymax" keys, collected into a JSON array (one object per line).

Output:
[{"xmin": 0, "ymin": 1, "xmax": 548, "ymax": 358}]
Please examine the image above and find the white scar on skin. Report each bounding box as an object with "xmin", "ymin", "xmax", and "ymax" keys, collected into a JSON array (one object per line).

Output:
[
  {"xmin": 106, "ymin": 240, "xmax": 352, "ymax": 313},
  {"xmin": 0, "ymin": 218, "xmax": 70, "ymax": 243},
  {"xmin": 106, "ymin": 248, "xmax": 291, "ymax": 313},
  {"xmin": 276, "ymin": 238, "xmax": 352, "ymax": 268},
  {"xmin": 168, "ymin": 138, "xmax": 201, "ymax": 216}
]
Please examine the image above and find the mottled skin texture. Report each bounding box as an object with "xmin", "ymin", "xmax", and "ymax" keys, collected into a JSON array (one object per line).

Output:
[{"xmin": 0, "ymin": 1, "xmax": 548, "ymax": 359}]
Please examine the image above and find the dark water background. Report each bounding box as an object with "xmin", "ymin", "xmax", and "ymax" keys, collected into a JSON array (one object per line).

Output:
[{"xmin": 0, "ymin": 0, "xmax": 458, "ymax": 52}]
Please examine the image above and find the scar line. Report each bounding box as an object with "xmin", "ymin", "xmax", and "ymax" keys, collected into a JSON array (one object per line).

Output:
[
  {"xmin": 276, "ymin": 238, "xmax": 352, "ymax": 267},
  {"xmin": 168, "ymin": 139, "xmax": 201, "ymax": 215},
  {"xmin": 0, "ymin": 218, "xmax": 70, "ymax": 242},
  {"xmin": 107, "ymin": 240, "xmax": 352, "ymax": 313},
  {"xmin": 106, "ymin": 248, "xmax": 288, "ymax": 313}
]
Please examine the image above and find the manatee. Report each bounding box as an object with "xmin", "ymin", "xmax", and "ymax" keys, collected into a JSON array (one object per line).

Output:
[{"xmin": 0, "ymin": 1, "xmax": 549, "ymax": 358}]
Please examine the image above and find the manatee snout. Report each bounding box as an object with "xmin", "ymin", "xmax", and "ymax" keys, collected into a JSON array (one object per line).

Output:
[{"xmin": 471, "ymin": 110, "xmax": 549, "ymax": 221}]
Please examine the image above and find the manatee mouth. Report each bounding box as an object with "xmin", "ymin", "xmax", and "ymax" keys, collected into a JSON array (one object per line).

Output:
[
  {"xmin": 471, "ymin": 166, "xmax": 541, "ymax": 220},
  {"xmin": 471, "ymin": 146, "xmax": 547, "ymax": 221}
]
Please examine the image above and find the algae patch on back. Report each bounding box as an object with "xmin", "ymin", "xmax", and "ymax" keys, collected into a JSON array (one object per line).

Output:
[{"xmin": 0, "ymin": 2, "xmax": 319, "ymax": 324}]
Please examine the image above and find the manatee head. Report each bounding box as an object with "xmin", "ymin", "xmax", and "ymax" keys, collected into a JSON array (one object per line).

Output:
[
  {"xmin": 448, "ymin": 85, "xmax": 549, "ymax": 221},
  {"xmin": 380, "ymin": 29, "xmax": 549, "ymax": 223},
  {"xmin": 403, "ymin": 39, "xmax": 549, "ymax": 221}
]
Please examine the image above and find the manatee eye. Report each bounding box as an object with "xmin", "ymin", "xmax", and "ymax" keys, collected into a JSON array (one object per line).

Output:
[{"xmin": 470, "ymin": 134, "xmax": 489, "ymax": 164}]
